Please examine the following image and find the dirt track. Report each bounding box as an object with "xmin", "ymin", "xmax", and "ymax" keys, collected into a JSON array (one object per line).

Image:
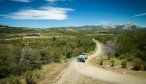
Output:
[{"xmin": 52, "ymin": 40, "xmax": 146, "ymax": 84}]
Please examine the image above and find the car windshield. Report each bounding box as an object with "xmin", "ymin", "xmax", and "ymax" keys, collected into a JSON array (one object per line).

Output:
[{"xmin": 78, "ymin": 55, "xmax": 85, "ymax": 57}]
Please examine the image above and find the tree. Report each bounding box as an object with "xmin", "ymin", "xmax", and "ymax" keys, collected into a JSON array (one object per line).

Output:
[
  {"xmin": 52, "ymin": 36, "xmax": 56, "ymax": 41},
  {"xmin": 40, "ymin": 50, "xmax": 51, "ymax": 64},
  {"xmin": 104, "ymin": 40, "xmax": 115, "ymax": 60},
  {"xmin": 65, "ymin": 49, "xmax": 72, "ymax": 58}
]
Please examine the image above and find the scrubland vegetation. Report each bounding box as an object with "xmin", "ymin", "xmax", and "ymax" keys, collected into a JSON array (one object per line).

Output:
[
  {"xmin": 0, "ymin": 28, "xmax": 96, "ymax": 83},
  {"xmin": 1, "ymin": 24, "xmax": 146, "ymax": 83},
  {"xmin": 95, "ymin": 32, "xmax": 146, "ymax": 71}
]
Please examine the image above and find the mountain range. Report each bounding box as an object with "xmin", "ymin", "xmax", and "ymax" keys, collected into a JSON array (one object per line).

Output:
[{"xmin": 0, "ymin": 23, "xmax": 146, "ymax": 34}]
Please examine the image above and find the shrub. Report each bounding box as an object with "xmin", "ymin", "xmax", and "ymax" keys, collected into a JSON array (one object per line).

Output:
[
  {"xmin": 99, "ymin": 59, "xmax": 103, "ymax": 65},
  {"xmin": 65, "ymin": 50, "xmax": 72, "ymax": 58},
  {"xmin": 0, "ymin": 33, "xmax": 96, "ymax": 80},
  {"xmin": 132, "ymin": 59, "xmax": 142, "ymax": 70},
  {"xmin": 114, "ymin": 53, "xmax": 120, "ymax": 58},
  {"xmin": 121, "ymin": 60, "xmax": 127, "ymax": 68},
  {"xmin": 119, "ymin": 53, "xmax": 131, "ymax": 59},
  {"xmin": 0, "ymin": 66, "xmax": 11, "ymax": 78},
  {"xmin": 52, "ymin": 50, "xmax": 61, "ymax": 63},
  {"xmin": 52, "ymin": 36, "xmax": 56, "ymax": 41},
  {"xmin": 127, "ymin": 56, "xmax": 135, "ymax": 62},
  {"xmin": 118, "ymin": 55, "xmax": 126, "ymax": 59},
  {"xmin": 141, "ymin": 63, "xmax": 146, "ymax": 71},
  {"xmin": 110, "ymin": 59, "xmax": 115, "ymax": 67},
  {"xmin": 25, "ymin": 71, "xmax": 36, "ymax": 84},
  {"xmin": 144, "ymin": 63, "xmax": 146, "ymax": 71}
]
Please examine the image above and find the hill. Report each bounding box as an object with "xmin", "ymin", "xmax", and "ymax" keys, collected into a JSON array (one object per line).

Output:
[{"xmin": 0, "ymin": 23, "xmax": 146, "ymax": 34}]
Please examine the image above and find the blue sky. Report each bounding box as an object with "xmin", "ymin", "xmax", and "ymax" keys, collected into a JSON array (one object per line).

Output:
[{"xmin": 0, "ymin": 0, "xmax": 146, "ymax": 28}]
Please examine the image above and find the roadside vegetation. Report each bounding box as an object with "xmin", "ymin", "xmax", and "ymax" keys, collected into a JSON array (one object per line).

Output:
[
  {"xmin": 0, "ymin": 29, "xmax": 96, "ymax": 83},
  {"xmin": 95, "ymin": 32, "xmax": 146, "ymax": 71},
  {"xmin": 1, "ymin": 24, "xmax": 146, "ymax": 83}
]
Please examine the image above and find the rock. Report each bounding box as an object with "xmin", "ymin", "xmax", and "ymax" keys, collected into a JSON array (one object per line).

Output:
[{"xmin": 123, "ymin": 71, "xmax": 126, "ymax": 74}]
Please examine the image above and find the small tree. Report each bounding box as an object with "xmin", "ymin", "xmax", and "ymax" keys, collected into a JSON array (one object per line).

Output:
[
  {"xmin": 52, "ymin": 50, "xmax": 61, "ymax": 63},
  {"xmin": 52, "ymin": 36, "xmax": 56, "ymax": 41},
  {"xmin": 110, "ymin": 59, "xmax": 115, "ymax": 67},
  {"xmin": 65, "ymin": 49, "xmax": 72, "ymax": 58},
  {"xmin": 40, "ymin": 50, "xmax": 51, "ymax": 64},
  {"xmin": 25, "ymin": 71, "xmax": 36, "ymax": 84},
  {"xmin": 104, "ymin": 40, "xmax": 116, "ymax": 60},
  {"xmin": 132, "ymin": 59, "xmax": 142, "ymax": 70},
  {"xmin": 121, "ymin": 60, "xmax": 127, "ymax": 68},
  {"xmin": 99, "ymin": 59, "xmax": 103, "ymax": 65}
]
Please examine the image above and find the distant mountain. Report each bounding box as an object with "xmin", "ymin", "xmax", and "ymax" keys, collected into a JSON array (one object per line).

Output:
[
  {"xmin": 100, "ymin": 22, "xmax": 137, "ymax": 30},
  {"xmin": 70, "ymin": 23, "xmax": 146, "ymax": 34},
  {"xmin": 0, "ymin": 25, "xmax": 35, "ymax": 33},
  {"xmin": 102, "ymin": 24, "xmax": 117, "ymax": 29},
  {"xmin": 0, "ymin": 23, "xmax": 146, "ymax": 34},
  {"xmin": 123, "ymin": 22, "xmax": 136, "ymax": 29},
  {"xmin": 0, "ymin": 25, "xmax": 50, "ymax": 34}
]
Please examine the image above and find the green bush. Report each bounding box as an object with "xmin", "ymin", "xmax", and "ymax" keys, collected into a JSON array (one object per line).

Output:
[
  {"xmin": 127, "ymin": 56, "xmax": 135, "ymax": 62},
  {"xmin": 121, "ymin": 60, "xmax": 127, "ymax": 68},
  {"xmin": 119, "ymin": 53, "xmax": 131, "ymax": 59},
  {"xmin": 0, "ymin": 33, "xmax": 96, "ymax": 80},
  {"xmin": 114, "ymin": 53, "xmax": 120, "ymax": 58},
  {"xmin": 99, "ymin": 59, "xmax": 103, "ymax": 65},
  {"xmin": 96, "ymin": 32, "xmax": 146, "ymax": 71},
  {"xmin": 143, "ymin": 63, "xmax": 146, "ymax": 71},
  {"xmin": 132, "ymin": 59, "xmax": 142, "ymax": 71},
  {"xmin": 65, "ymin": 50, "xmax": 72, "ymax": 58},
  {"xmin": 110, "ymin": 59, "xmax": 115, "ymax": 67},
  {"xmin": 25, "ymin": 71, "xmax": 36, "ymax": 84}
]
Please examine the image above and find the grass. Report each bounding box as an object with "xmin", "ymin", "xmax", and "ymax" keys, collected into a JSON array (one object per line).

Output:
[
  {"xmin": 0, "ymin": 62, "xmax": 69, "ymax": 84},
  {"xmin": 0, "ymin": 32, "xmax": 96, "ymax": 83},
  {"xmin": 37, "ymin": 63, "xmax": 69, "ymax": 84},
  {"xmin": 91, "ymin": 55, "xmax": 146, "ymax": 78}
]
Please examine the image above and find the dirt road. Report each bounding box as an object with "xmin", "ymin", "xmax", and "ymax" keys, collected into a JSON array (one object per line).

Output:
[{"xmin": 52, "ymin": 40, "xmax": 146, "ymax": 84}]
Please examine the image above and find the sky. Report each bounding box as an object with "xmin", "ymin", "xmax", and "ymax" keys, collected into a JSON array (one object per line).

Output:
[{"xmin": 0, "ymin": 0, "xmax": 146, "ymax": 28}]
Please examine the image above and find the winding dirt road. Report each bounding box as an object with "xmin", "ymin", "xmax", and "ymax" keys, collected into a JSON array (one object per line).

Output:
[{"xmin": 52, "ymin": 40, "xmax": 146, "ymax": 84}]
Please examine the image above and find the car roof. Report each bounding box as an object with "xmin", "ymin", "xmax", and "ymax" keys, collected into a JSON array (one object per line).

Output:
[{"xmin": 78, "ymin": 54, "xmax": 85, "ymax": 57}]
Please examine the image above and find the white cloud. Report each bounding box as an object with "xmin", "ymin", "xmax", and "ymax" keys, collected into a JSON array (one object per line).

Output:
[
  {"xmin": 10, "ymin": 0, "xmax": 67, "ymax": 2},
  {"xmin": 5, "ymin": 7, "xmax": 73, "ymax": 20},
  {"xmin": 100, "ymin": 21, "xmax": 111, "ymax": 25},
  {"xmin": 10, "ymin": 0, "xmax": 32, "ymax": 2},
  {"xmin": 46, "ymin": 0, "xmax": 66, "ymax": 2},
  {"xmin": 132, "ymin": 13, "xmax": 146, "ymax": 17}
]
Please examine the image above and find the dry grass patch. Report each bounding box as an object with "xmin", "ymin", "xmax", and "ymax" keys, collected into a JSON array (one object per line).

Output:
[{"xmin": 91, "ymin": 55, "xmax": 146, "ymax": 78}]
